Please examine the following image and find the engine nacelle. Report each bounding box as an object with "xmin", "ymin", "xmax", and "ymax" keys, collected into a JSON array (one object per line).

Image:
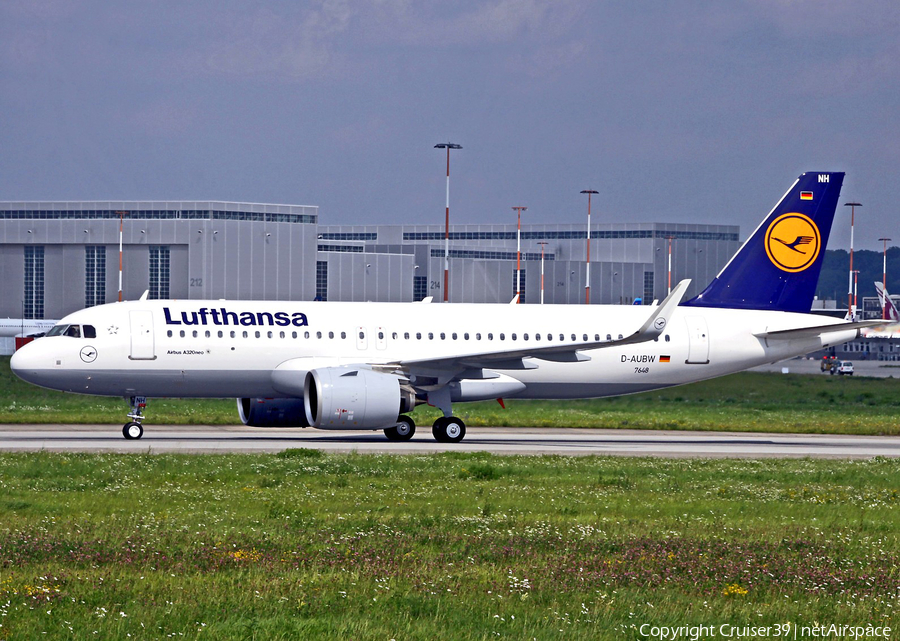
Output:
[
  {"xmin": 237, "ymin": 398, "xmax": 310, "ymax": 427},
  {"xmin": 304, "ymin": 367, "xmax": 413, "ymax": 429}
]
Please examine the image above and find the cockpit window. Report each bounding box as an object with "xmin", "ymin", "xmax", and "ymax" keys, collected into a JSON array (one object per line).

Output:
[
  {"xmin": 46, "ymin": 324, "xmax": 89, "ymax": 338},
  {"xmin": 46, "ymin": 325, "xmax": 66, "ymax": 337}
]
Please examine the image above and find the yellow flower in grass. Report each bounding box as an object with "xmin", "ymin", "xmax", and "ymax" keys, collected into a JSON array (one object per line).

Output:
[{"xmin": 722, "ymin": 583, "xmax": 748, "ymax": 597}]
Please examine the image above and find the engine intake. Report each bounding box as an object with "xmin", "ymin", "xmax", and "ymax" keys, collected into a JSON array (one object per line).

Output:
[{"xmin": 304, "ymin": 367, "xmax": 413, "ymax": 429}]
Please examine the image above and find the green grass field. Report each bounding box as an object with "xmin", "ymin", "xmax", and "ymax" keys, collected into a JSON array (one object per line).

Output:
[
  {"xmin": 3, "ymin": 356, "xmax": 900, "ymax": 434},
  {"xmin": 1, "ymin": 452, "xmax": 898, "ymax": 639}
]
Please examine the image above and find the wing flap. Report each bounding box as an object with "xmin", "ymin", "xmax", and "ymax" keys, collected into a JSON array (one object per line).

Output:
[{"xmin": 754, "ymin": 320, "xmax": 883, "ymax": 340}]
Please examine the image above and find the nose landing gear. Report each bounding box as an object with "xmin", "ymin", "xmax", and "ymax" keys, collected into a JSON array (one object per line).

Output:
[{"xmin": 123, "ymin": 396, "xmax": 146, "ymax": 440}]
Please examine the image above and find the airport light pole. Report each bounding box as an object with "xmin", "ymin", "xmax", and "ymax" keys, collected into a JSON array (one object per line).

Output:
[
  {"xmin": 581, "ymin": 190, "xmax": 598, "ymax": 304},
  {"xmin": 435, "ymin": 142, "xmax": 462, "ymax": 302},
  {"xmin": 852, "ymin": 270, "xmax": 860, "ymax": 317},
  {"xmin": 844, "ymin": 202, "xmax": 861, "ymax": 319},
  {"xmin": 665, "ymin": 235, "xmax": 676, "ymax": 295},
  {"xmin": 880, "ymin": 237, "xmax": 892, "ymax": 320},
  {"xmin": 512, "ymin": 206, "xmax": 527, "ymax": 302},
  {"xmin": 537, "ymin": 241, "xmax": 548, "ymax": 304},
  {"xmin": 116, "ymin": 211, "xmax": 128, "ymax": 302}
]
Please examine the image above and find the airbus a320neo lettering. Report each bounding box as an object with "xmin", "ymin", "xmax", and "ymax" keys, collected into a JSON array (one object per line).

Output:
[{"xmin": 11, "ymin": 172, "xmax": 878, "ymax": 442}]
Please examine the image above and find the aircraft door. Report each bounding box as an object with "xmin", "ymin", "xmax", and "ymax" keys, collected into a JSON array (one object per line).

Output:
[
  {"xmin": 356, "ymin": 326, "xmax": 367, "ymax": 350},
  {"xmin": 685, "ymin": 316, "xmax": 710, "ymax": 364},
  {"xmin": 129, "ymin": 310, "xmax": 156, "ymax": 360}
]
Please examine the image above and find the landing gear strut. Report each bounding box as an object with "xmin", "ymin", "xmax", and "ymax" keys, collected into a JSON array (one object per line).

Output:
[
  {"xmin": 384, "ymin": 415, "xmax": 416, "ymax": 441},
  {"xmin": 432, "ymin": 416, "xmax": 466, "ymax": 443},
  {"xmin": 123, "ymin": 396, "xmax": 146, "ymax": 440}
]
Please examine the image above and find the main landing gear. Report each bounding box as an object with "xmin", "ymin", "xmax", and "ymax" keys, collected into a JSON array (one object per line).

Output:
[
  {"xmin": 123, "ymin": 396, "xmax": 146, "ymax": 440},
  {"xmin": 382, "ymin": 414, "xmax": 468, "ymax": 443},
  {"xmin": 384, "ymin": 415, "xmax": 416, "ymax": 441},
  {"xmin": 432, "ymin": 416, "xmax": 466, "ymax": 443}
]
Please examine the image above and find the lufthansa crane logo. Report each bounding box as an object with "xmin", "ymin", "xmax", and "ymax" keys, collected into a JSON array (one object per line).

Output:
[{"xmin": 764, "ymin": 213, "xmax": 821, "ymax": 273}]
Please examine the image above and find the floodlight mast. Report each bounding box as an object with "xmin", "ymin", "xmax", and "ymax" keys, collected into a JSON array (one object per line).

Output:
[
  {"xmin": 435, "ymin": 143, "xmax": 462, "ymax": 302},
  {"xmin": 844, "ymin": 202, "xmax": 861, "ymax": 319},
  {"xmin": 580, "ymin": 190, "xmax": 598, "ymax": 304}
]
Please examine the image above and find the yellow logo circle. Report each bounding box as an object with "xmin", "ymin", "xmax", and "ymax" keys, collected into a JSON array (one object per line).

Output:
[{"xmin": 764, "ymin": 213, "xmax": 821, "ymax": 272}]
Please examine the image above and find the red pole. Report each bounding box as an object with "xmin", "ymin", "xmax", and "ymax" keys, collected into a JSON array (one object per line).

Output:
[{"xmin": 512, "ymin": 206, "xmax": 527, "ymax": 302}]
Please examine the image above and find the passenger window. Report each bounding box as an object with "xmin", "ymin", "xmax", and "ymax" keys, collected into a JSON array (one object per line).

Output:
[
  {"xmin": 378, "ymin": 331, "xmax": 384, "ymax": 339},
  {"xmin": 167, "ymin": 330, "xmax": 173, "ymax": 338},
  {"xmin": 392, "ymin": 332, "xmax": 398, "ymax": 340},
  {"xmin": 571, "ymin": 334, "xmax": 576, "ymax": 341},
  {"xmin": 488, "ymin": 333, "xmax": 493, "ymax": 340},
  {"xmin": 329, "ymin": 331, "xmax": 334, "ymax": 339},
  {"xmin": 218, "ymin": 331, "xmax": 224, "ymax": 338},
  {"xmin": 464, "ymin": 333, "xmax": 469, "ymax": 340},
  {"xmin": 404, "ymin": 332, "xmax": 410, "ymax": 340},
  {"xmin": 440, "ymin": 333, "xmax": 446, "ymax": 340},
  {"xmin": 535, "ymin": 334, "xmax": 540, "ymax": 341},
  {"xmin": 548, "ymin": 334, "xmax": 553, "ymax": 341},
  {"xmin": 523, "ymin": 334, "xmax": 529, "ymax": 341},
  {"xmin": 305, "ymin": 331, "xmax": 310, "ymax": 339},
  {"xmin": 606, "ymin": 334, "xmax": 612, "ymax": 341},
  {"xmin": 317, "ymin": 331, "xmax": 323, "ymax": 339},
  {"xmin": 358, "ymin": 331, "xmax": 364, "ymax": 340},
  {"xmin": 292, "ymin": 332, "xmax": 297, "ymax": 339},
  {"xmin": 230, "ymin": 331, "xmax": 236, "ymax": 338},
  {"xmin": 452, "ymin": 333, "xmax": 457, "ymax": 340},
  {"xmin": 341, "ymin": 332, "xmax": 346, "ymax": 339},
  {"xmin": 476, "ymin": 333, "xmax": 481, "ymax": 340},
  {"xmin": 192, "ymin": 330, "xmax": 198, "ymax": 338},
  {"xmin": 499, "ymin": 333, "xmax": 505, "ymax": 340},
  {"xmin": 618, "ymin": 334, "xmax": 623, "ymax": 340},
  {"xmin": 254, "ymin": 331, "xmax": 260, "ymax": 338},
  {"xmin": 583, "ymin": 334, "xmax": 588, "ymax": 341},
  {"xmin": 243, "ymin": 331, "xmax": 248, "ymax": 338},
  {"xmin": 205, "ymin": 330, "xmax": 211, "ymax": 338},
  {"xmin": 280, "ymin": 331, "xmax": 285, "ymax": 339},
  {"xmin": 180, "ymin": 330, "xmax": 185, "ymax": 338},
  {"xmin": 595, "ymin": 334, "xmax": 601, "ymax": 341},
  {"xmin": 266, "ymin": 331, "xmax": 272, "ymax": 338},
  {"xmin": 512, "ymin": 333, "xmax": 517, "ymax": 341},
  {"xmin": 665, "ymin": 334, "xmax": 670, "ymax": 342},
  {"xmin": 83, "ymin": 325, "xmax": 96, "ymax": 338},
  {"xmin": 428, "ymin": 333, "xmax": 434, "ymax": 340}
]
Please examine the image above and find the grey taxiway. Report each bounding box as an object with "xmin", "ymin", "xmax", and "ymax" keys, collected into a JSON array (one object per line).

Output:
[{"xmin": 0, "ymin": 424, "xmax": 897, "ymax": 458}]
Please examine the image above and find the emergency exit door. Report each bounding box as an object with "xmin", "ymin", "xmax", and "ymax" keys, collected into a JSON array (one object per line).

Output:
[{"xmin": 685, "ymin": 316, "xmax": 710, "ymax": 364}]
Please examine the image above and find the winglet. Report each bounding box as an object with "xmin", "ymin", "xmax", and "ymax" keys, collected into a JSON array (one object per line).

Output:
[{"xmin": 618, "ymin": 279, "xmax": 691, "ymax": 346}]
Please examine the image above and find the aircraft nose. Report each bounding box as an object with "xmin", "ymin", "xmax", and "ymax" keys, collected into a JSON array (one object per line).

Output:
[{"xmin": 10, "ymin": 340, "xmax": 45, "ymax": 386}]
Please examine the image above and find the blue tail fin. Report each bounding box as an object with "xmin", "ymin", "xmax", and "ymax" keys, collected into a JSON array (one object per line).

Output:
[{"xmin": 683, "ymin": 171, "xmax": 844, "ymax": 313}]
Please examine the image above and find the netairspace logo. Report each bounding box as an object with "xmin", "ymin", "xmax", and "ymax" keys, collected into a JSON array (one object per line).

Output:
[{"xmin": 638, "ymin": 623, "xmax": 892, "ymax": 640}]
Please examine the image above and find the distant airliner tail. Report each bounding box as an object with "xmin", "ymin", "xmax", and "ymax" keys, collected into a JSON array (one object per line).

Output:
[
  {"xmin": 683, "ymin": 171, "xmax": 844, "ymax": 313},
  {"xmin": 875, "ymin": 282, "xmax": 900, "ymax": 322}
]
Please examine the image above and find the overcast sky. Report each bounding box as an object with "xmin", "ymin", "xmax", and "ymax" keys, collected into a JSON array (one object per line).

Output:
[{"xmin": 1, "ymin": 1, "xmax": 897, "ymax": 249}]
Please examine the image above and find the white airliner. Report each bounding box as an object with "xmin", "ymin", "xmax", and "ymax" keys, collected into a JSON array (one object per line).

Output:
[
  {"xmin": 11, "ymin": 172, "xmax": 880, "ymax": 442},
  {"xmin": 0, "ymin": 318, "xmax": 58, "ymax": 338}
]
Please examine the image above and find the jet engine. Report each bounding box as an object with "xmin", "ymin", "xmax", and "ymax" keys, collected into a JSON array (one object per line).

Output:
[
  {"xmin": 304, "ymin": 367, "xmax": 415, "ymax": 429},
  {"xmin": 237, "ymin": 397, "xmax": 310, "ymax": 427}
]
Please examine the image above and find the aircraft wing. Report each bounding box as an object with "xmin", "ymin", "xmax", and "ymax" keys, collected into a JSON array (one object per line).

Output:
[
  {"xmin": 753, "ymin": 320, "xmax": 884, "ymax": 341},
  {"xmin": 388, "ymin": 280, "xmax": 691, "ymax": 371}
]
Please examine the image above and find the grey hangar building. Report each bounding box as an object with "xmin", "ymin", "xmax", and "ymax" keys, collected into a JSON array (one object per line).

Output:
[{"xmin": 0, "ymin": 201, "xmax": 740, "ymax": 323}]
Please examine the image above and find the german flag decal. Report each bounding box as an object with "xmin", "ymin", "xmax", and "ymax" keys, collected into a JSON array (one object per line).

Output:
[
  {"xmin": 660, "ymin": 355, "xmax": 671, "ymax": 363},
  {"xmin": 800, "ymin": 191, "xmax": 813, "ymax": 200}
]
